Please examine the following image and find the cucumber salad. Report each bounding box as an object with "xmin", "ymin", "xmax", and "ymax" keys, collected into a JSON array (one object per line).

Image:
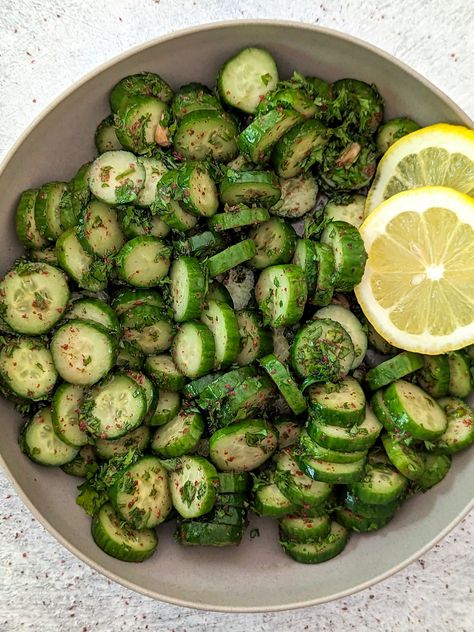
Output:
[{"xmin": 3, "ymin": 47, "xmax": 474, "ymax": 565}]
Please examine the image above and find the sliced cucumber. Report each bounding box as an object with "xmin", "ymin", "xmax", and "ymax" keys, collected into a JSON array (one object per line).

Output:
[
  {"xmin": 236, "ymin": 309, "xmax": 273, "ymax": 366},
  {"xmin": 209, "ymin": 419, "xmax": 278, "ymax": 471},
  {"xmin": 259, "ymin": 354, "xmax": 307, "ymax": 415},
  {"xmin": 172, "ymin": 321, "xmax": 216, "ymax": 378},
  {"xmin": 416, "ymin": 354, "xmax": 450, "ymax": 399},
  {"xmin": 144, "ymin": 354, "xmax": 186, "ymax": 392},
  {"xmin": 174, "ymin": 110, "xmax": 239, "ymax": 162},
  {"xmin": 417, "ymin": 453, "xmax": 452, "ymax": 490},
  {"xmin": 116, "ymin": 236, "xmax": 171, "ymax": 288},
  {"xmin": 0, "ymin": 337, "xmax": 57, "ymax": 401},
  {"xmin": 176, "ymin": 521, "xmax": 242, "ymax": 547},
  {"xmin": 376, "ymin": 117, "xmax": 420, "ymax": 154},
  {"xmin": 292, "ymin": 239, "xmax": 318, "ymax": 296},
  {"xmin": 146, "ymin": 389, "xmax": 181, "ymax": 427},
  {"xmin": 201, "ymin": 300, "xmax": 240, "ymax": 369},
  {"xmin": 151, "ymin": 410, "xmax": 204, "ymax": 458},
  {"xmin": 0, "ymin": 262, "xmax": 69, "ymax": 335},
  {"xmin": 183, "ymin": 373, "xmax": 221, "ymax": 400},
  {"xmin": 275, "ymin": 418, "xmax": 303, "ymax": 449},
  {"xmin": 314, "ymin": 305, "xmax": 367, "ymax": 370},
  {"xmin": 95, "ymin": 115, "xmax": 122, "ymax": 154},
  {"xmin": 274, "ymin": 450, "xmax": 333, "ymax": 507},
  {"xmin": 295, "ymin": 450, "xmax": 366, "ymax": 484},
  {"xmin": 249, "ymin": 218, "xmax": 297, "ymax": 269},
  {"xmin": 60, "ymin": 162, "xmax": 91, "ymax": 230},
  {"xmin": 51, "ymin": 320, "xmax": 116, "ymax": 386},
  {"xmin": 271, "ymin": 173, "xmax": 318, "ymax": 219},
  {"xmin": 217, "ymin": 374, "xmax": 275, "ymax": 426},
  {"xmin": 290, "ymin": 318, "xmax": 354, "ymax": 380},
  {"xmin": 208, "ymin": 206, "xmax": 270, "ymax": 232},
  {"xmin": 384, "ymin": 379, "xmax": 447, "ymax": 440},
  {"xmin": 136, "ymin": 156, "xmax": 168, "ymax": 208},
  {"xmin": 311, "ymin": 242, "xmax": 335, "ymax": 307},
  {"xmin": 65, "ymin": 298, "xmax": 120, "ymax": 333},
  {"xmin": 35, "ymin": 181, "xmax": 67, "ymax": 240},
  {"xmin": 115, "ymin": 95, "xmax": 170, "ymax": 153},
  {"xmin": 370, "ymin": 389, "xmax": 399, "ymax": 435},
  {"xmin": 253, "ymin": 477, "xmax": 298, "ymax": 518},
  {"xmin": 447, "ymin": 351, "xmax": 472, "ymax": 398},
  {"xmin": 88, "ymin": 151, "xmax": 145, "ymax": 206},
  {"xmin": 170, "ymin": 256, "xmax": 207, "ymax": 323},
  {"xmin": 238, "ymin": 108, "xmax": 303, "ymax": 163},
  {"xmin": 168, "ymin": 455, "xmax": 219, "ymax": 519},
  {"xmin": 56, "ymin": 227, "xmax": 109, "ymax": 292},
  {"xmin": 95, "ymin": 425, "xmax": 151, "ymax": 460},
  {"xmin": 121, "ymin": 305, "xmax": 174, "ymax": 355},
  {"xmin": 218, "ymin": 471, "xmax": 251, "ymax": 494},
  {"xmin": 197, "ymin": 366, "xmax": 257, "ymax": 407},
  {"xmin": 20, "ymin": 407, "xmax": 79, "ymax": 467},
  {"xmin": 61, "ymin": 445, "xmax": 98, "ymax": 477},
  {"xmin": 16, "ymin": 189, "xmax": 47, "ymax": 249},
  {"xmin": 343, "ymin": 491, "xmax": 400, "ymax": 519},
  {"xmin": 110, "ymin": 72, "xmax": 173, "ymax": 112},
  {"xmin": 429, "ymin": 397, "xmax": 474, "ymax": 454},
  {"xmin": 335, "ymin": 507, "xmax": 392, "ymax": 533},
  {"xmin": 217, "ymin": 47, "xmax": 278, "ymax": 114},
  {"xmin": 124, "ymin": 369, "xmax": 157, "ymax": 416},
  {"xmin": 350, "ymin": 461, "xmax": 408, "ymax": 505},
  {"xmin": 323, "ymin": 194, "xmax": 366, "ymax": 229},
  {"xmin": 79, "ymin": 200, "xmax": 125, "ymax": 256},
  {"xmin": 298, "ymin": 430, "xmax": 367, "ymax": 464},
  {"xmin": 320, "ymin": 220, "xmax": 367, "ymax": 291},
  {"xmin": 153, "ymin": 177, "xmax": 199, "ymax": 232},
  {"xmin": 307, "ymin": 377, "xmax": 365, "ymax": 427},
  {"xmin": 171, "ymin": 82, "xmax": 223, "ymax": 120},
  {"xmin": 255, "ymin": 264, "xmax": 307, "ymax": 327},
  {"xmin": 81, "ymin": 372, "xmax": 146, "ymax": 439},
  {"xmin": 51, "ymin": 383, "xmax": 88, "ymax": 447},
  {"xmin": 206, "ymin": 240, "xmax": 256, "ymax": 278},
  {"xmin": 279, "ymin": 514, "xmax": 331, "ymax": 543},
  {"xmin": 174, "ymin": 162, "xmax": 219, "ymax": 217},
  {"xmin": 365, "ymin": 352, "xmax": 424, "ymax": 391},
  {"xmin": 280, "ymin": 521, "xmax": 349, "ymax": 564},
  {"xmin": 91, "ymin": 503, "xmax": 158, "ymax": 562},
  {"xmin": 307, "ymin": 407, "xmax": 382, "ymax": 452},
  {"xmin": 219, "ymin": 170, "xmax": 281, "ymax": 208},
  {"xmin": 174, "ymin": 230, "xmax": 224, "ymax": 259},
  {"xmin": 272, "ymin": 119, "xmax": 328, "ymax": 178},
  {"xmin": 112, "ymin": 288, "xmax": 164, "ymax": 316},
  {"xmin": 381, "ymin": 432, "xmax": 426, "ymax": 481}
]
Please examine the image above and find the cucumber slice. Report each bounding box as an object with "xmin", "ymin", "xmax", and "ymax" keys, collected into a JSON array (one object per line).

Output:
[
  {"xmin": 151, "ymin": 410, "xmax": 204, "ymax": 457},
  {"xmin": 219, "ymin": 171, "xmax": 281, "ymax": 208},
  {"xmin": 108, "ymin": 455, "xmax": 172, "ymax": 528},
  {"xmin": 323, "ymin": 194, "xmax": 366, "ymax": 229},
  {"xmin": 95, "ymin": 425, "xmax": 151, "ymax": 460},
  {"xmin": 218, "ymin": 472, "xmax": 251, "ymax": 493},
  {"xmin": 61, "ymin": 445, "xmax": 98, "ymax": 477},
  {"xmin": 91, "ymin": 503, "xmax": 158, "ymax": 562},
  {"xmin": 144, "ymin": 354, "xmax": 186, "ymax": 392},
  {"xmin": 29, "ymin": 247, "xmax": 59, "ymax": 266},
  {"xmin": 60, "ymin": 162, "xmax": 91, "ymax": 230},
  {"xmin": 307, "ymin": 407, "xmax": 382, "ymax": 452},
  {"xmin": 343, "ymin": 492, "xmax": 401, "ymax": 519},
  {"xmin": 235, "ymin": 309, "xmax": 273, "ymax": 366},
  {"xmin": 197, "ymin": 366, "xmax": 256, "ymax": 407},
  {"xmin": 416, "ymin": 354, "xmax": 450, "ymax": 399},
  {"xmin": 208, "ymin": 206, "xmax": 270, "ymax": 232},
  {"xmin": 172, "ymin": 321, "xmax": 215, "ymax": 378},
  {"xmin": 238, "ymin": 108, "xmax": 303, "ymax": 163},
  {"xmin": 307, "ymin": 377, "xmax": 365, "ymax": 426},
  {"xmin": 350, "ymin": 462, "xmax": 408, "ymax": 505},
  {"xmin": 116, "ymin": 340, "xmax": 145, "ymax": 370},
  {"xmin": 168, "ymin": 455, "xmax": 218, "ymax": 519},
  {"xmin": 112, "ymin": 288, "xmax": 164, "ymax": 316},
  {"xmin": 335, "ymin": 507, "xmax": 392, "ymax": 533},
  {"xmin": 176, "ymin": 521, "xmax": 242, "ymax": 547},
  {"xmin": 203, "ymin": 504, "xmax": 246, "ymax": 527},
  {"xmin": 311, "ymin": 242, "xmax": 335, "ymax": 307},
  {"xmin": 88, "ymin": 151, "xmax": 145, "ymax": 205},
  {"xmin": 116, "ymin": 236, "xmax": 171, "ymax": 288},
  {"xmin": 429, "ymin": 397, "xmax": 474, "ymax": 454},
  {"xmin": 217, "ymin": 47, "xmax": 278, "ymax": 114},
  {"xmin": 95, "ymin": 115, "xmax": 122, "ymax": 154},
  {"xmin": 115, "ymin": 95, "xmax": 170, "ymax": 153},
  {"xmin": 292, "ymin": 239, "xmax": 318, "ymax": 296},
  {"xmin": 65, "ymin": 298, "xmax": 120, "ymax": 333},
  {"xmin": 124, "ymin": 369, "xmax": 157, "ymax": 415},
  {"xmin": 0, "ymin": 262, "xmax": 69, "ymax": 335},
  {"xmin": 257, "ymin": 85, "xmax": 317, "ymax": 117},
  {"xmin": 259, "ymin": 354, "xmax": 307, "ymax": 415},
  {"xmin": 175, "ymin": 162, "xmax": 219, "ymax": 217},
  {"xmin": 255, "ymin": 264, "xmax": 307, "ymax": 327},
  {"xmin": 447, "ymin": 351, "xmax": 472, "ymax": 398},
  {"xmin": 174, "ymin": 110, "xmax": 239, "ymax": 162},
  {"xmin": 249, "ymin": 218, "xmax": 297, "ymax": 269},
  {"xmin": 417, "ymin": 453, "xmax": 452, "ymax": 490},
  {"xmin": 153, "ymin": 177, "xmax": 199, "ymax": 231},
  {"xmin": 314, "ymin": 305, "xmax": 368, "ymax": 370},
  {"xmin": 51, "ymin": 383, "xmax": 88, "ymax": 447},
  {"xmin": 81, "ymin": 372, "xmax": 146, "ymax": 439},
  {"xmin": 35, "ymin": 181, "xmax": 67, "ymax": 240},
  {"xmin": 110, "ymin": 73, "xmax": 173, "ymax": 111},
  {"xmin": 381, "ymin": 432, "xmax": 426, "ymax": 481},
  {"xmin": 371, "ymin": 389, "xmax": 399, "ymax": 435},
  {"xmin": 209, "ymin": 419, "xmax": 278, "ymax": 471},
  {"xmin": 274, "ymin": 449, "xmax": 333, "ymax": 507},
  {"xmin": 366, "ymin": 320, "xmax": 398, "ymax": 355},
  {"xmin": 51, "ymin": 320, "xmax": 116, "ymax": 386},
  {"xmin": 298, "ymin": 429, "xmax": 367, "ymax": 464},
  {"xmin": 253, "ymin": 478, "xmax": 298, "ymax": 518},
  {"xmin": 20, "ymin": 407, "xmax": 78, "ymax": 466},
  {"xmin": 146, "ymin": 389, "xmax": 181, "ymax": 427},
  {"xmin": 207, "ymin": 240, "xmax": 256, "ymax": 277},
  {"xmin": 201, "ymin": 300, "xmax": 240, "ymax": 369},
  {"xmin": 16, "ymin": 189, "xmax": 47, "ymax": 249},
  {"xmin": 0, "ymin": 337, "xmax": 57, "ymax": 401},
  {"xmin": 275, "ymin": 418, "xmax": 302, "ymax": 449},
  {"xmin": 272, "ymin": 119, "xmax": 328, "ymax": 178},
  {"xmin": 290, "ymin": 318, "xmax": 354, "ymax": 380},
  {"xmin": 79, "ymin": 200, "xmax": 125, "ymax": 256},
  {"xmin": 174, "ymin": 230, "xmax": 224, "ymax": 259},
  {"xmin": 376, "ymin": 117, "xmax": 420, "ymax": 154},
  {"xmin": 171, "ymin": 82, "xmax": 223, "ymax": 120},
  {"xmin": 56, "ymin": 227, "xmax": 109, "ymax": 292},
  {"xmin": 365, "ymin": 352, "xmax": 424, "ymax": 391},
  {"xmin": 183, "ymin": 373, "xmax": 222, "ymax": 400},
  {"xmin": 271, "ymin": 173, "xmax": 318, "ymax": 219},
  {"xmin": 217, "ymin": 374, "xmax": 275, "ymax": 427},
  {"xmin": 121, "ymin": 305, "xmax": 174, "ymax": 355},
  {"xmin": 320, "ymin": 220, "xmax": 367, "ymax": 291},
  {"xmin": 280, "ymin": 521, "xmax": 349, "ymax": 564},
  {"xmin": 136, "ymin": 156, "xmax": 168, "ymax": 208},
  {"xmin": 384, "ymin": 379, "xmax": 447, "ymax": 440},
  {"xmin": 170, "ymin": 256, "xmax": 207, "ymax": 323},
  {"xmin": 279, "ymin": 514, "xmax": 331, "ymax": 543},
  {"xmin": 295, "ymin": 450, "xmax": 366, "ymax": 484}
]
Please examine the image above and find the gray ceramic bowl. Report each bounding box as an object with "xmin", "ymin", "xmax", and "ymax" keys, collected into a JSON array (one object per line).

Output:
[{"xmin": 0, "ymin": 20, "xmax": 473, "ymax": 613}]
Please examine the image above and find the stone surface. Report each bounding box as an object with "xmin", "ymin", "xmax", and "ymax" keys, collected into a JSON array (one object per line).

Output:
[{"xmin": 0, "ymin": 1, "xmax": 473, "ymax": 630}]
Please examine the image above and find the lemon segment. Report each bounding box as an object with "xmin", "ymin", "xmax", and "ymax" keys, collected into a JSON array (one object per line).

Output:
[
  {"xmin": 355, "ymin": 186, "xmax": 474, "ymax": 354},
  {"xmin": 366, "ymin": 124, "xmax": 474, "ymax": 215}
]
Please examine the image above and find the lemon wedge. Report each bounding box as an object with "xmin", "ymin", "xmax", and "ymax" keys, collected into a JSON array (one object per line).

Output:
[
  {"xmin": 355, "ymin": 186, "xmax": 474, "ymax": 354},
  {"xmin": 366, "ymin": 123, "xmax": 474, "ymax": 215}
]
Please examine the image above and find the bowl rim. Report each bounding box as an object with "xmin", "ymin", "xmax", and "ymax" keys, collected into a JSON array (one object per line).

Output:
[{"xmin": 1, "ymin": 18, "xmax": 473, "ymax": 613}]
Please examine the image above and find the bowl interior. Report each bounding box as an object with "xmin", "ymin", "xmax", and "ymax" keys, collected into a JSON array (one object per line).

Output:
[{"xmin": 1, "ymin": 21, "xmax": 472, "ymax": 612}]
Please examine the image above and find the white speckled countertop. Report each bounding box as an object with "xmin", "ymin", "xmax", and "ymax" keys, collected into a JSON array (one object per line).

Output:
[{"xmin": 0, "ymin": 1, "xmax": 473, "ymax": 630}]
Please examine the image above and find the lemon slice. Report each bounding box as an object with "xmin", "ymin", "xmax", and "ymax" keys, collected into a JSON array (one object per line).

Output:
[
  {"xmin": 355, "ymin": 186, "xmax": 474, "ymax": 354},
  {"xmin": 366, "ymin": 123, "xmax": 474, "ymax": 215}
]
